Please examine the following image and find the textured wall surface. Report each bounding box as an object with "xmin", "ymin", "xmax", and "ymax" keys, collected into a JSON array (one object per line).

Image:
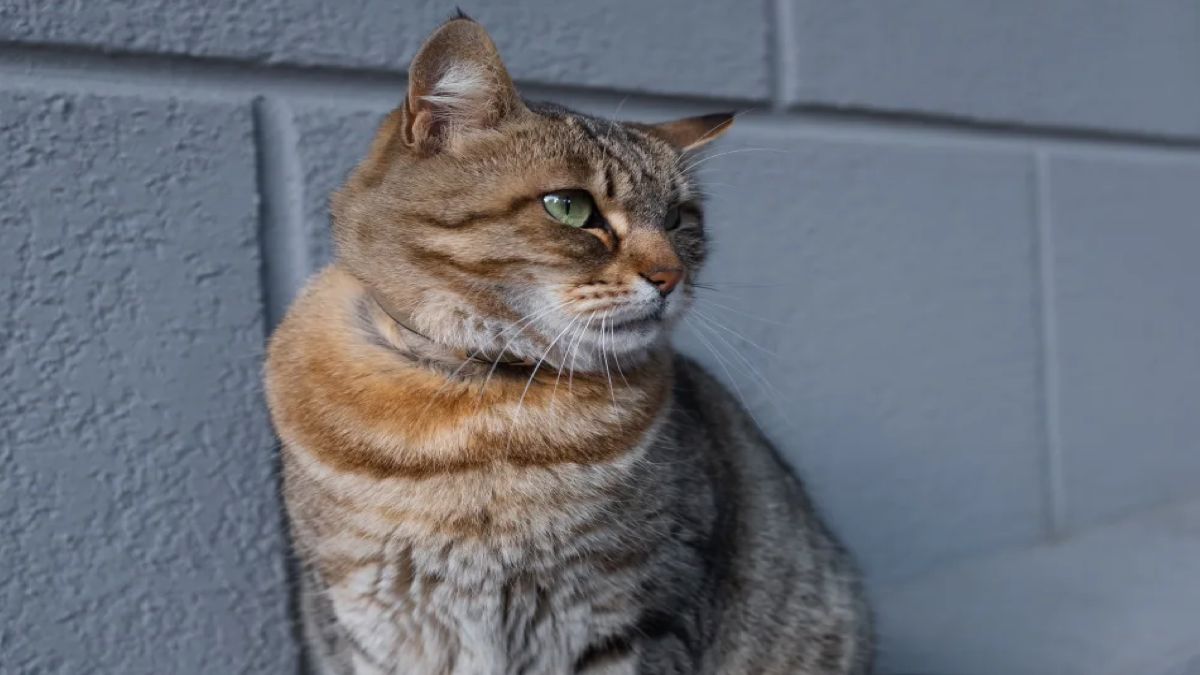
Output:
[
  {"xmin": 2, "ymin": 2, "xmax": 1198, "ymax": 674},
  {"xmin": 0, "ymin": 91, "xmax": 295, "ymax": 672}
]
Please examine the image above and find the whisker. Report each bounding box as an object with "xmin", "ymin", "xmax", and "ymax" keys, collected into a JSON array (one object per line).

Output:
[
  {"xmin": 599, "ymin": 316, "xmax": 616, "ymax": 406},
  {"xmin": 684, "ymin": 318, "xmax": 767, "ymax": 436},
  {"xmin": 551, "ymin": 313, "xmax": 593, "ymax": 408},
  {"xmin": 609, "ymin": 318, "xmax": 631, "ymax": 388},
  {"xmin": 568, "ymin": 312, "xmax": 599, "ymax": 392},
  {"xmin": 689, "ymin": 308, "xmax": 778, "ymax": 358},
  {"xmin": 681, "ymin": 147, "xmax": 788, "ymax": 174},
  {"xmin": 689, "ymin": 284, "xmax": 746, "ymax": 300},
  {"xmin": 692, "ymin": 297, "xmax": 785, "ymax": 326},
  {"xmin": 690, "ymin": 314, "xmax": 787, "ymax": 419},
  {"xmin": 337, "ymin": 299, "xmax": 570, "ymax": 418},
  {"xmin": 611, "ymin": 94, "xmax": 631, "ymax": 119},
  {"xmin": 692, "ymin": 281, "xmax": 786, "ymax": 291},
  {"xmin": 506, "ymin": 314, "xmax": 581, "ymax": 453},
  {"xmin": 476, "ymin": 300, "xmax": 571, "ymax": 404}
]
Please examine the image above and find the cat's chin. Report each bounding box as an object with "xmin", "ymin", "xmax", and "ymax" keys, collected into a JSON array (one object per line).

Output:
[
  {"xmin": 558, "ymin": 300, "xmax": 687, "ymax": 370},
  {"xmin": 579, "ymin": 323, "xmax": 668, "ymax": 368},
  {"xmin": 606, "ymin": 317, "xmax": 668, "ymax": 346}
]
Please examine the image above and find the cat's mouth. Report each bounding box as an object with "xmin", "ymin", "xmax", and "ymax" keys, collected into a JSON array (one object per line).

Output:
[{"xmin": 598, "ymin": 288, "xmax": 689, "ymax": 337}]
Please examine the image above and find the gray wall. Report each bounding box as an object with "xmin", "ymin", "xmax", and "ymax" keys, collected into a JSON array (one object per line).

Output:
[{"xmin": 3, "ymin": 2, "xmax": 1198, "ymax": 673}]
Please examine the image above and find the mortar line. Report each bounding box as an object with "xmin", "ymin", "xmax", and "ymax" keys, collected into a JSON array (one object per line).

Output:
[
  {"xmin": 252, "ymin": 97, "xmax": 309, "ymax": 332},
  {"xmin": 2, "ymin": 40, "xmax": 1200, "ymax": 154},
  {"xmin": 1033, "ymin": 150, "xmax": 1067, "ymax": 538},
  {"xmin": 0, "ymin": 39, "xmax": 750, "ymax": 111},
  {"xmin": 744, "ymin": 105, "xmax": 1200, "ymax": 156}
]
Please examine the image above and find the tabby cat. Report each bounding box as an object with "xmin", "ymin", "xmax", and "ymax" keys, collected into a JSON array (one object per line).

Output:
[{"xmin": 265, "ymin": 15, "xmax": 871, "ymax": 675}]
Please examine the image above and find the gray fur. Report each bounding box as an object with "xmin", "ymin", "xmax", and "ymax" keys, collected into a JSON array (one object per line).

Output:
[{"xmin": 293, "ymin": 356, "xmax": 872, "ymax": 674}]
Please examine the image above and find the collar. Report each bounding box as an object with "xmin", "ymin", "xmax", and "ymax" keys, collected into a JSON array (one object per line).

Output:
[{"xmin": 368, "ymin": 290, "xmax": 532, "ymax": 368}]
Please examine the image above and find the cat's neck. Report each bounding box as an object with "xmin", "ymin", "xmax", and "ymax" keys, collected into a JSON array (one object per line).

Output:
[
  {"xmin": 265, "ymin": 265, "xmax": 672, "ymax": 481},
  {"xmin": 365, "ymin": 287, "xmax": 534, "ymax": 372}
]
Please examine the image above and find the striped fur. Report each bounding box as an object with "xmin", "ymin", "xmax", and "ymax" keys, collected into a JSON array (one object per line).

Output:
[{"xmin": 264, "ymin": 15, "xmax": 872, "ymax": 675}]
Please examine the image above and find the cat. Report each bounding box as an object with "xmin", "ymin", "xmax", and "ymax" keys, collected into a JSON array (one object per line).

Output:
[{"xmin": 264, "ymin": 14, "xmax": 872, "ymax": 675}]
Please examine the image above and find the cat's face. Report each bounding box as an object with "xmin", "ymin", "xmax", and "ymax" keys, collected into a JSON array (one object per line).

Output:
[{"xmin": 333, "ymin": 17, "xmax": 730, "ymax": 374}]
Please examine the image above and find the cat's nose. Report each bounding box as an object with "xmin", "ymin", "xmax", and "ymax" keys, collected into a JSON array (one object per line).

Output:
[{"xmin": 642, "ymin": 267, "xmax": 684, "ymax": 297}]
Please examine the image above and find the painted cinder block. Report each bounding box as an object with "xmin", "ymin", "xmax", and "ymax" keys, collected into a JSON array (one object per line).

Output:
[
  {"xmin": 682, "ymin": 129, "xmax": 1046, "ymax": 582},
  {"xmin": 1047, "ymin": 153, "xmax": 1200, "ymax": 530},
  {"xmin": 0, "ymin": 90, "xmax": 297, "ymax": 673},
  {"xmin": 784, "ymin": 0, "xmax": 1200, "ymax": 137},
  {"xmin": 292, "ymin": 106, "xmax": 384, "ymax": 272},
  {"xmin": 0, "ymin": 0, "xmax": 770, "ymax": 100}
]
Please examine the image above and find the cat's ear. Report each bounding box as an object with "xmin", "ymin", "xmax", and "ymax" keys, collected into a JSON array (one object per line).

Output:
[
  {"xmin": 643, "ymin": 113, "xmax": 735, "ymax": 152},
  {"xmin": 401, "ymin": 15, "xmax": 524, "ymax": 154}
]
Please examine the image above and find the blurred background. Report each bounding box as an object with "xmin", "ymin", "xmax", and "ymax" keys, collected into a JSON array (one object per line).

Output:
[{"xmin": 3, "ymin": 2, "xmax": 1199, "ymax": 674}]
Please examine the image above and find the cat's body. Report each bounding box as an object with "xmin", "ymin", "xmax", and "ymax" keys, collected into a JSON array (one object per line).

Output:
[
  {"xmin": 266, "ymin": 15, "xmax": 871, "ymax": 675},
  {"xmin": 270, "ymin": 268, "xmax": 869, "ymax": 674}
]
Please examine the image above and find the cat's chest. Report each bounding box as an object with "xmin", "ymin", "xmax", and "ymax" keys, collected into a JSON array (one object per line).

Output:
[
  {"xmin": 325, "ymin": 530, "xmax": 641, "ymax": 675},
  {"xmin": 286, "ymin": 444, "xmax": 659, "ymax": 673}
]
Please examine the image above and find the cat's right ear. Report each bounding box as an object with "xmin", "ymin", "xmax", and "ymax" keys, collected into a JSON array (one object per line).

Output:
[
  {"xmin": 399, "ymin": 16, "xmax": 524, "ymax": 154},
  {"xmin": 643, "ymin": 113, "xmax": 735, "ymax": 152}
]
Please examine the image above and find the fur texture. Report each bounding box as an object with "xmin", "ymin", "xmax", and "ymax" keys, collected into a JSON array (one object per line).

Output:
[{"xmin": 265, "ymin": 15, "xmax": 872, "ymax": 675}]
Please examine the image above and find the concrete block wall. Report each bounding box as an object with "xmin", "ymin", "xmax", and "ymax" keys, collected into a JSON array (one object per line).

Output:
[{"xmin": 3, "ymin": 2, "xmax": 1198, "ymax": 672}]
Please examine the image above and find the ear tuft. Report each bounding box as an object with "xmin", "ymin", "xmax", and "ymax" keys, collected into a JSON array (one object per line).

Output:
[
  {"xmin": 420, "ymin": 62, "xmax": 491, "ymax": 125},
  {"xmin": 646, "ymin": 112, "xmax": 735, "ymax": 152}
]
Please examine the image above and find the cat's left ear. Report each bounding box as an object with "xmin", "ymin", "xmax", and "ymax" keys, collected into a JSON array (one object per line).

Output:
[
  {"xmin": 642, "ymin": 113, "xmax": 735, "ymax": 152},
  {"xmin": 402, "ymin": 16, "xmax": 525, "ymax": 154}
]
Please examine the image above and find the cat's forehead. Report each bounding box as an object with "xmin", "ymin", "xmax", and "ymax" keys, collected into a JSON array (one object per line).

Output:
[{"xmin": 523, "ymin": 101, "xmax": 690, "ymax": 215}]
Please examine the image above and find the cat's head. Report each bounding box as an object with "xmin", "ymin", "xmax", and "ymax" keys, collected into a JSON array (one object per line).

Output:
[{"xmin": 332, "ymin": 15, "xmax": 731, "ymax": 374}]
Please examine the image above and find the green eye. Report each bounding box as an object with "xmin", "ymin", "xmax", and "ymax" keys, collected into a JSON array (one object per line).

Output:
[{"xmin": 542, "ymin": 191, "xmax": 594, "ymax": 228}]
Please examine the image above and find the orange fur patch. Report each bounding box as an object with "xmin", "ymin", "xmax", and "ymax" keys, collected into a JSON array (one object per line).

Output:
[{"xmin": 266, "ymin": 267, "xmax": 670, "ymax": 481}]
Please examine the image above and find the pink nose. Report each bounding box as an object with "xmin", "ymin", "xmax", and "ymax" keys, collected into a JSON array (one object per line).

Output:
[{"xmin": 642, "ymin": 267, "xmax": 684, "ymax": 296}]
